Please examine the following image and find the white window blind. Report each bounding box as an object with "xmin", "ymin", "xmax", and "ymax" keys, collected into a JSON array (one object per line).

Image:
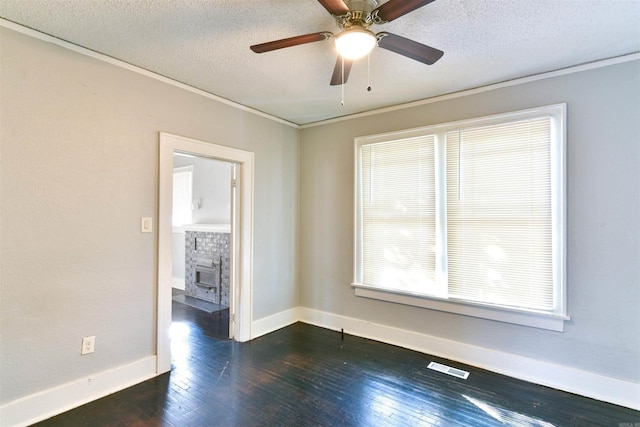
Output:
[
  {"xmin": 446, "ymin": 119, "xmax": 554, "ymax": 310},
  {"xmin": 354, "ymin": 104, "xmax": 566, "ymax": 328},
  {"xmin": 361, "ymin": 136, "xmax": 436, "ymax": 293}
]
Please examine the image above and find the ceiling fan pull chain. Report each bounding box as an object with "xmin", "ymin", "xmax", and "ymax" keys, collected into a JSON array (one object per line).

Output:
[
  {"xmin": 367, "ymin": 53, "xmax": 372, "ymax": 92},
  {"xmin": 341, "ymin": 56, "xmax": 345, "ymax": 106}
]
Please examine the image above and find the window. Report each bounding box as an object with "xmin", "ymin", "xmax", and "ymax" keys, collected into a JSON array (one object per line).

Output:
[
  {"xmin": 354, "ymin": 104, "xmax": 567, "ymax": 331},
  {"xmin": 173, "ymin": 166, "xmax": 193, "ymax": 226}
]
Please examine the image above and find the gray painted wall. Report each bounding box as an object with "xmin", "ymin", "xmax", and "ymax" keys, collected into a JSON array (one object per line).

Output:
[
  {"xmin": 1, "ymin": 23, "xmax": 638, "ymax": 409},
  {"xmin": 0, "ymin": 28, "xmax": 299, "ymax": 404},
  {"xmin": 299, "ymin": 60, "xmax": 640, "ymax": 383}
]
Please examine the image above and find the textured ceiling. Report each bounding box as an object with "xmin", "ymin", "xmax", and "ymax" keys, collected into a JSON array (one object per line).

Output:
[{"xmin": 1, "ymin": 0, "xmax": 639, "ymax": 125}]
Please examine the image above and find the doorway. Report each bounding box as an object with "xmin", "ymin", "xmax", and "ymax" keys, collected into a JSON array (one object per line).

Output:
[
  {"xmin": 157, "ymin": 133, "xmax": 254, "ymax": 374},
  {"xmin": 171, "ymin": 154, "xmax": 233, "ymax": 339}
]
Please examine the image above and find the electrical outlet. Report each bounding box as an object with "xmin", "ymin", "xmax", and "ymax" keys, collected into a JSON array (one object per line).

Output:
[{"xmin": 81, "ymin": 336, "xmax": 96, "ymax": 355}]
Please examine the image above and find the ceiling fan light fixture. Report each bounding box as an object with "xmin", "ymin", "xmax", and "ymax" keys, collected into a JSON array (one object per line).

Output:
[{"xmin": 335, "ymin": 28, "xmax": 376, "ymax": 59}]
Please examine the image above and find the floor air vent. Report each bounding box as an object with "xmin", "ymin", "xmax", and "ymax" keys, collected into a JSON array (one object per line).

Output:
[{"xmin": 427, "ymin": 362, "xmax": 470, "ymax": 379}]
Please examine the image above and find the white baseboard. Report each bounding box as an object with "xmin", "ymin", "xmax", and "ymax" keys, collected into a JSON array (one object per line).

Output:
[
  {"xmin": 0, "ymin": 356, "xmax": 158, "ymax": 427},
  {"xmin": 298, "ymin": 307, "xmax": 640, "ymax": 410},
  {"xmin": 251, "ymin": 307, "xmax": 300, "ymax": 339},
  {"xmin": 172, "ymin": 276, "xmax": 185, "ymax": 290},
  {"xmin": 3, "ymin": 308, "xmax": 636, "ymax": 427}
]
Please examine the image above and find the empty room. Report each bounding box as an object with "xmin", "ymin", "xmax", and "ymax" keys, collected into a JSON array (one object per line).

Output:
[{"xmin": 1, "ymin": 1, "xmax": 639, "ymax": 426}]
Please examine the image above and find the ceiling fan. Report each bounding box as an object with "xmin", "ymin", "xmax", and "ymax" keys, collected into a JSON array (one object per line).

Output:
[{"xmin": 250, "ymin": 0, "xmax": 444, "ymax": 86}]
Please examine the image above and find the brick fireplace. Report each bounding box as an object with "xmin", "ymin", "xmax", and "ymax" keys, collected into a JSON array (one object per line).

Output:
[{"xmin": 184, "ymin": 230, "xmax": 230, "ymax": 306}]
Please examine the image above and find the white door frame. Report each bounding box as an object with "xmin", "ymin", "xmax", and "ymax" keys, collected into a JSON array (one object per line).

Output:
[{"xmin": 157, "ymin": 132, "xmax": 254, "ymax": 374}]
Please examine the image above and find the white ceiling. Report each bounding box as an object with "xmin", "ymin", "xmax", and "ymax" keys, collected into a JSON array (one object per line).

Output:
[{"xmin": 1, "ymin": 0, "xmax": 639, "ymax": 125}]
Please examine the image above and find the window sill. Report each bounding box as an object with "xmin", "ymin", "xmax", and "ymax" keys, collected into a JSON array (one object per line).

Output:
[{"xmin": 352, "ymin": 283, "xmax": 569, "ymax": 332}]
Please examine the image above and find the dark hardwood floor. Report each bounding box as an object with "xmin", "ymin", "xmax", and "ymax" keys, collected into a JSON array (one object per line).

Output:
[{"xmin": 33, "ymin": 303, "xmax": 639, "ymax": 426}]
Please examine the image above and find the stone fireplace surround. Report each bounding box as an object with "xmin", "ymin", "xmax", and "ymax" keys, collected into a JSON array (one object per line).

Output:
[{"xmin": 184, "ymin": 225, "xmax": 230, "ymax": 307}]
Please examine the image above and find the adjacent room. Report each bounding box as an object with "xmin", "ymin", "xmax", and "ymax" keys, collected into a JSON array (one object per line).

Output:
[
  {"xmin": 171, "ymin": 153, "xmax": 233, "ymax": 330},
  {"xmin": 1, "ymin": 0, "xmax": 639, "ymax": 425}
]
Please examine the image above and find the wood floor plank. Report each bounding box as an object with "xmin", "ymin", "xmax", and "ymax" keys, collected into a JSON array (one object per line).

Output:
[{"xmin": 33, "ymin": 302, "xmax": 639, "ymax": 426}]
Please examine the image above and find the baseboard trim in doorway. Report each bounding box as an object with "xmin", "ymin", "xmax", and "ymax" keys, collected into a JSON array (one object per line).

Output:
[
  {"xmin": 171, "ymin": 277, "xmax": 185, "ymax": 290},
  {"xmin": 0, "ymin": 356, "xmax": 157, "ymax": 427}
]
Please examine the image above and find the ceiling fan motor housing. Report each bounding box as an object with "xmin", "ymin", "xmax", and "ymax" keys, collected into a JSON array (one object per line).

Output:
[
  {"xmin": 337, "ymin": 0, "xmax": 380, "ymax": 29},
  {"xmin": 344, "ymin": 0, "xmax": 380, "ymax": 14}
]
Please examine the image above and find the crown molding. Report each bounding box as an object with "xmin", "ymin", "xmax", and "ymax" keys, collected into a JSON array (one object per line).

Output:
[
  {"xmin": 2, "ymin": 18, "xmax": 638, "ymax": 132},
  {"xmin": 300, "ymin": 52, "xmax": 640, "ymax": 129},
  {"xmin": 0, "ymin": 19, "xmax": 299, "ymax": 129}
]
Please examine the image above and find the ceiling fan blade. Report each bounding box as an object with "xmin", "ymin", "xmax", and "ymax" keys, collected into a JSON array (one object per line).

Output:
[
  {"xmin": 317, "ymin": 0, "xmax": 350, "ymax": 16},
  {"xmin": 250, "ymin": 32, "xmax": 332, "ymax": 53},
  {"xmin": 373, "ymin": 0, "xmax": 436, "ymax": 23},
  {"xmin": 330, "ymin": 56, "xmax": 353, "ymax": 86},
  {"xmin": 377, "ymin": 32, "xmax": 443, "ymax": 65}
]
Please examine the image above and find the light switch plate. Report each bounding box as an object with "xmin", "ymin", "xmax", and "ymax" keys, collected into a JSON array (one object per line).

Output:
[{"xmin": 141, "ymin": 217, "xmax": 152, "ymax": 233}]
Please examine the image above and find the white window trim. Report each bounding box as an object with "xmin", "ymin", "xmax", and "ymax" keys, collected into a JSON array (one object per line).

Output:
[
  {"xmin": 353, "ymin": 104, "xmax": 568, "ymax": 331},
  {"xmin": 172, "ymin": 165, "xmax": 193, "ymax": 231}
]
